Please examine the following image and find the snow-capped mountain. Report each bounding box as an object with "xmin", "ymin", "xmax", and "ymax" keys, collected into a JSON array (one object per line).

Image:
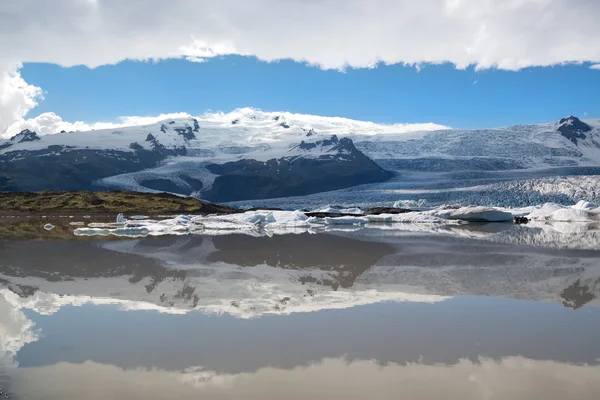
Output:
[{"xmin": 1, "ymin": 109, "xmax": 599, "ymax": 203}]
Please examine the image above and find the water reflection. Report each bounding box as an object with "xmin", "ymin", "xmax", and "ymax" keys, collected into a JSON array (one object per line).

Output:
[
  {"xmin": 1, "ymin": 230, "xmax": 599, "ymax": 317},
  {"xmin": 8, "ymin": 357, "xmax": 600, "ymax": 400},
  {"xmin": 1, "ymin": 221, "xmax": 600, "ymax": 399}
]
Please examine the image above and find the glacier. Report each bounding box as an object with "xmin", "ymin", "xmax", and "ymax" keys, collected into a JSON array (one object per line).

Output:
[{"xmin": 2, "ymin": 109, "xmax": 600, "ymax": 206}]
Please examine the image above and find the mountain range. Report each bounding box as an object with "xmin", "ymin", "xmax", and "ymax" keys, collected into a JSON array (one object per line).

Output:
[{"xmin": 1, "ymin": 109, "xmax": 599, "ymax": 203}]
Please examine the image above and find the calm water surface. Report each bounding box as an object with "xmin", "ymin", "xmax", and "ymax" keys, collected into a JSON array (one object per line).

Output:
[{"xmin": 1, "ymin": 218, "xmax": 599, "ymax": 399}]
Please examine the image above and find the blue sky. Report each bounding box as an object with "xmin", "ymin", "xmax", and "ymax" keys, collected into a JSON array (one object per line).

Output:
[{"xmin": 21, "ymin": 57, "xmax": 600, "ymax": 129}]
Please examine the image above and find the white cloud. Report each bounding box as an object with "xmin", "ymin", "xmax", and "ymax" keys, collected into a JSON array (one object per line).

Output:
[
  {"xmin": 2, "ymin": 0, "xmax": 598, "ymax": 71},
  {"xmin": 2, "ymin": 111, "xmax": 194, "ymax": 138},
  {"xmin": 0, "ymin": 62, "xmax": 43, "ymax": 135},
  {"xmin": 1, "ymin": 107, "xmax": 449, "ymax": 139},
  {"xmin": 590, "ymin": 64, "xmax": 600, "ymax": 70},
  {"xmin": 1, "ymin": 0, "xmax": 600, "ymax": 134}
]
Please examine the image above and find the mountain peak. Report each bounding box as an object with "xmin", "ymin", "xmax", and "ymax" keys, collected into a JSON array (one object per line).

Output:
[
  {"xmin": 557, "ymin": 116, "xmax": 591, "ymax": 144},
  {"xmin": 10, "ymin": 129, "xmax": 40, "ymax": 143}
]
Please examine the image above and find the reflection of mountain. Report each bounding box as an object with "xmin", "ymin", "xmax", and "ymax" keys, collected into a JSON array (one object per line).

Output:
[
  {"xmin": 1, "ymin": 229, "xmax": 600, "ymax": 320},
  {"xmin": 1, "ymin": 234, "xmax": 427, "ymax": 318},
  {"xmin": 207, "ymin": 234, "xmax": 392, "ymax": 290},
  {"xmin": 561, "ymin": 279, "xmax": 599, "ymax": 310}
]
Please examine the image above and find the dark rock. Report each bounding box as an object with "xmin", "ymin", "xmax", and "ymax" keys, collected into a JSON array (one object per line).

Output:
[
  {"xmin": 557, "ymin": 116, "xmax": 592, "ymax": 144},
  {"xmin": 10, "ymin": 129, "xmax": 40, "ymax": 143},
  {"xmin": 231, "ymin": 119, "xmax": 239, "ymax": 125},
  {"xmin": 179, "ymin": 175, "xmax": 204, "ymax": 190},
  {"xmin": 192, "ymin": 119, "xmax": 200, "ymax": 132},
  {"xmin": 129, "ymin": 142, "xmax": 144, "ymax": 151},
  {"xmin": 202, "ymin": 137, "xmax": 392, "ymax": 202},
  {"xmin": 0, "ymin": 138, "xmax": 187, "ymax": 192},
  {"xmin": 174, "ymin": 126, "xmax": 196, "ymax": 140},
  {"xmin": 514, "ymin": 216, "xmax": 529, "ymax": 225},
  {"xmin": 296, "ymin": 135, "xmax": 339, "ymax": 151},
  {"xmin": 306, "ymin": 128, "xmax": 316, "ymax": 137},
  {"xmin": 280, "ymin": 122, "xmax": 290, "ymax": 129},
  {"xmin": 0, "ymin": 142, "xmax": 12, "ymax": 151}
]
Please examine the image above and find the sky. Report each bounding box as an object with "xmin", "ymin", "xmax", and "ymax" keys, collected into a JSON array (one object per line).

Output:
[{"xmin": 1, "ymin": 0, "xmax": 600, "ymax": 137}]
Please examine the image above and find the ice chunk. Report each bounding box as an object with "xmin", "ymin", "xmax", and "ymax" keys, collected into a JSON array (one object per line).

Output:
[
  {"xmin": 312, "ymin": 216, "xmax": 369, "ymax": 225},
  {"xmin": 74, "ymin": 228, "xmax": 111, "ymax": 236},
  {"xmin": 312, "ymin": 206, "xmax": 363, "ymax": 215},
  {"xmin": 116, "ymin": 213, "xmax": 127, "ymax": 223},
  {"xmin": 393, "ymin": 199, "xmax": 427, "ymax": 209},
  {"xmin": 74, "ymin": 227, "xmax": 150, "ymax": 237},
  {"xmin": 549, "ymin": 208, "xmax": 595, "ymax": 222},
  {"xmin": 526, "ymin": 201, "xmax": 600, "ymax": 222},
  {"xmin": 572, "ymin": 200, "xmax": 598, "ymax": 211},
  {"xmin": 43, "ymin": 223, "xmax": 54, "ymax": 230},
  {"xmin": 435, "ymin": 206, "xmax": 514, "ymax": 222}
]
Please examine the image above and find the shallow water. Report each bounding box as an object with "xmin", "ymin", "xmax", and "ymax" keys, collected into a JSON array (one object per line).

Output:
[{"xmin": 1, "ymin": 220, "xmax": 599, "ymax": 399}]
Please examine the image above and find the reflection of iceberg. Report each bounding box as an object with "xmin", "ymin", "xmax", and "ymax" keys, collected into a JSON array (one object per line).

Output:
[{"xmin": 8, "ymin": 357, "xmax": 600, "ymax": 399}]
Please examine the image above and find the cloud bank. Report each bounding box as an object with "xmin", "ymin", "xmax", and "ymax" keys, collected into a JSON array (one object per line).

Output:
[
  {"xmin": 1, "ymin": 0, "xmax": 600, "ymax": 135},
  {"xmin": 10, "ymin": 357, "xmax": 600, "ymax": 400}
]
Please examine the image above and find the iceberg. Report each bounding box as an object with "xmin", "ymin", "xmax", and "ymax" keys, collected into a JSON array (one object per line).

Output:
[
  {"xmin": 526, "ymin": 201, "xmax": 600, "ymax": 223},
  {"xmin": 435, "ymin": 206, "xmax": 514, "ymax": 222}
]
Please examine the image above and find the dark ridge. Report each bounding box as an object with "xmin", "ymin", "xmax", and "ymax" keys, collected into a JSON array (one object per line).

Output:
[{"xmin": 557, "ymin": 116, "xmax": 592, "ymax": 144}]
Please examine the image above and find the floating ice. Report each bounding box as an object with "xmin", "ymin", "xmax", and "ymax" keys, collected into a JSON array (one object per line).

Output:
[
  {"xmin": 393, "ymin": 199, "xmax": 428, "ymax": 209},
  {"xmin": 116, "ymin": 213, "xmax": 127, "ymax": 223},
  {"xmin": 526, "ymin": 201, "xmax": 600, "ymax": 223},
  {"xmin": 308, "ymin": 216, "xmax": 369, "ymax": 225},
  {"xmin": 311, "ymin": 206, "xmax": 363, "ymax": 215},
  {"xmin": 435, "ymin": 206, "xmax": 514, "ymax": 222},
  {"xmin": 74, "ymin": 227, "xmax": 150, "ymax": 237},
  {"xmin": 43, "ymin": 223, "xmax": 54, "ymax": 231}
]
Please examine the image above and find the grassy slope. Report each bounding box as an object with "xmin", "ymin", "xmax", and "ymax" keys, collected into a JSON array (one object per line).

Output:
[{"xmin": 0, "ymin": 190, "xmax": 237, "ymax": 215}]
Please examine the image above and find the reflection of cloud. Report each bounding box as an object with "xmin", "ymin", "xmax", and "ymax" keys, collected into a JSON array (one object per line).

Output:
[
  {"xmin": 9, "ymin": 357, "xmax": 600, "ymax": 400},
  {"xmin": 0, "ymin": 293, "xmax": 39, "ymax": 366}
]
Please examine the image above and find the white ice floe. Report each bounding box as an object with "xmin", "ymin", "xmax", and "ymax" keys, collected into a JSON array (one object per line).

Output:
[
  {"xmin": 525, "ymin": 201, "xmax": 600, "ymax": 223},
  {"xmin": 434, "ymin": 206, "xmax": 515, "ymax": 222},
  {"xmin": 310, "ymin": 206, "xmax": 364, "ymax": 215},
  {"xmin": 43, "ymin": 223, "xmax": 54, "ymax": 230},
  {"xmin": 70, "ymin": 200, "xmax": 600, "ymax": 238},
  {"xmin": 73, "ymin": 209, "xmax": 462, "ymax": 238},
  {"xmin": 116, "ymin": 213, "xmax": 127, "ymax": 223}
]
